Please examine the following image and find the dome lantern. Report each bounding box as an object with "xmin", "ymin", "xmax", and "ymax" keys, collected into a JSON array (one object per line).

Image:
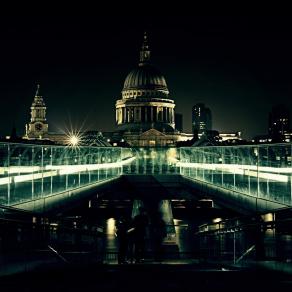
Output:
[{"xmin": 139, "ymin": 31, "xmax": 151, "ymax": 66}]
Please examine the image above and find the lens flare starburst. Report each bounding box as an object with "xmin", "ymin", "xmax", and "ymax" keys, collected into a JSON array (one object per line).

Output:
[{"xmin": 65, "ymin": 131, "xmax": 83, "ymax": 148}]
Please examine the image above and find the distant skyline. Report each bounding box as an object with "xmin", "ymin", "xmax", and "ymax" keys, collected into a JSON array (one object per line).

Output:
[{"xmin": 0, "ymin": 14, "xmax": 291, "ymax": 140}]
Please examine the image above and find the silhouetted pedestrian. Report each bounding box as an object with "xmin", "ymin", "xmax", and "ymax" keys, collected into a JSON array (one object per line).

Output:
[
  {"xmin": 152, "ymin": 211, "xmax": 167, "ymax": 261},
  {"xmin": 116, "ymin": 217, "xmax": 129, "ymax": 264},
  {"xmin": 132, "ymin": 207, "xmax": 148, "ymax": 263}
]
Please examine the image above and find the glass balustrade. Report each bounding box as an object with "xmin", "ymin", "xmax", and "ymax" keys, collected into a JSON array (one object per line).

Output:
[
  {"xmin": 1, "ymin": 142, "xmax": 291, "ymax": 208},
  {"xmin": 180, "ymin": 144, "xmax": 292, "ymax": 206},
  {"xmin": 0, "ymin": 143, "xmax": 129, "ymax": 206}
]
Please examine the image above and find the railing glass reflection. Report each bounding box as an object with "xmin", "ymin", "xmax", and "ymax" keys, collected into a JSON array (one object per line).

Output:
[
  {"xmin": 179, "ymin": 144, "xmax": 292, "ymax": 205},
  {"xmin": 1, "ymin": 142, "xmax": 291, "ymax": 208},
  {"xmin": 0, "ymin": 143, "xmax": 129, "ymax": 206},
  {"xmin": 122, "ymin": 147, "xmax": 179, "ymax": 175}
]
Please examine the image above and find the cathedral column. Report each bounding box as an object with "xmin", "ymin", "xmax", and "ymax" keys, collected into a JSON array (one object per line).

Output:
[
  {"xmin": 157, "ymin": 107, "xmax": 162, "ymax": 121},
  {"xmin": 122, "ymin": 107, "xmax": 126, "ymax": 123},
  {"xmin": 138, "ymin": 107, "xmax": 142, "ymax": 122},
  {"xmin": 150, "ymin": 107, "xmax": 153, "ymax": 122},
  {"xmin": 145, "ymin": 107, "xmax": 148, "ymax": 122},
  {"xmin": 119, "ymin": 107, "xmax": 123, "ymax": 124},
  {"xmin": 132, "ymin": 107, "xmax": 135, "ymax": 122},
  {"xmin": 118, "ymin": 108, "xmax": 122, "ymax": 124},
  {"xmin": 126, "ymin": 108, "xmax": 129, "ymax": 123},
  {"xmin": 130, "ymin": 107, "xmax": 133, "ymax": 122},
  {"xmin": 133, "ymin": 107, "xmax": 137, "ymax": 122}
]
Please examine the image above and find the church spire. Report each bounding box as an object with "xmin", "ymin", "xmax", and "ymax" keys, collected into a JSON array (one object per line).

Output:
[
  {"xmin": 139, "ymin": 31, "xmax": 151, "ymax": 66},
  {"xmin": 26, "ymin": 83, "xmax": 49, "ymax": 139},
  {"xmin": 30, "ymin": 84, "xmax": 47, "ymax": 123},
  {"xmin": 35, "ymin": 83, "xmax": 41, "ymax": 97}
]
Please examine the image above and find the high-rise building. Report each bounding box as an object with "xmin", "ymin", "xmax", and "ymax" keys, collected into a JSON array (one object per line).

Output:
[
  {"xmin": 175, "ymin": 113, "xmax": 183, "ymax": 132},
  {"xmin": 192, "ymin": 103, "xmax": 212, "ymax": 135},
  {"xmin": 268, "ymin": 104, "xmax": 290, "ymax": 138}
]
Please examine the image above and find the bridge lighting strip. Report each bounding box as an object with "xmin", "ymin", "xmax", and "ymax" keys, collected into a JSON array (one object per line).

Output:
[
  {"xmin": 0, "ymin": 156, "xmax": 136, "ymax": 186},
  {"xmin": 177, "ymin": 162, "xmax": 292, "ymax": 174},
  {"xmin": 177, "ymin": 162, "xmax": 290, "ymax": 183}
]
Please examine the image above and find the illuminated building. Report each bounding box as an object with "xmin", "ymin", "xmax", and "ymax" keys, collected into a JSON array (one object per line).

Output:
[
  {"xmin": 22, "ymin": 86, "xmax": 113, "ymax": 146},
  {"xmin": 22, "ymin": 34, "xmax": 194, "ymax": 147},
  {"xmin": 219, "ymin": 131, "xmax": 242, "ymax": 142},
  {"xmin": 25, "ymin": 84, "xmax": 49, "ymax": 139},
  {"xmin": 192, "ymin": 103, "xmax": 212, "ymax": 135},
  {"xmin": 23, "ymin": 85, "xmax": 67, "ymax": 144},
  {"xmin": 268, "ymin": 104, "xmax": 290, "ymax": 139},
  {"xmin": 253, "ymin": 105, "xmax": 291, "ymax": 143},
  {"xmin": 193, "ymin": 131, "xmax": 242, "ymax": 146},
  {"xmin": 115, "ymin": 32, "xmax": 187, "ymax": 147}
]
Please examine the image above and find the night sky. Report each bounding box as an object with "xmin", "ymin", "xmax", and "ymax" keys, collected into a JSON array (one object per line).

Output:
[{"xmin": 0, "ymin": 14, "xmax": 292, "ymax": 140}]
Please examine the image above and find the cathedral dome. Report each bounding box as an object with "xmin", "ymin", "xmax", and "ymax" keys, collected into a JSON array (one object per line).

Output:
[
  {"xmin": 115, "ymin": 32, "xmax": 176, "ymax": 139},
  {"xmin": 123, "ymin": 64, "xmax": 168, "ymax": 91}
]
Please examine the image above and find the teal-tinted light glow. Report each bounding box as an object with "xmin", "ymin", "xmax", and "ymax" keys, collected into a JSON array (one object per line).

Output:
[
  {"xmin": 0, "ymin": 156, "xmax": 136, "ymax": 186},
  {"xmin": 0, "ymin": 143, "xmax": 291, "ymax": 211}
]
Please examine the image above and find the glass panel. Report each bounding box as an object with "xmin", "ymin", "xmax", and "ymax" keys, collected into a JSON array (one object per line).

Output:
[
  {"xmin": 1, "ymin": 142, "xmax": 291, "ymax": 210},
  {"xmin": 0, "ymin": 143, "xmax": 127, "ymax": 206},
  {"xmin": 0, "ymin": 144, "xmax": 9, "ymax": 205},
  {"xmin": 180, "ymin": 144, "xmax": 292, "ymax": 209}
]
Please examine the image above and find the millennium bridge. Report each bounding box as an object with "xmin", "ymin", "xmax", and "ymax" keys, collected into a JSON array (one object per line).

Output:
[
  {"xmin": 1, "ymin": 142, "xmax": 292, "ymax": 291},
  {"xmin": 0, "ymin": 142, "xmax": 291, "ymax": 212}
]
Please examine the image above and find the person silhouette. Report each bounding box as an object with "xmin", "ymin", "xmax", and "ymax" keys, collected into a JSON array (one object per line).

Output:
[
  {"xmin": 132, "ymin": 207, "xmax": 148, "ymax": 263},
  {"xmin": 116, "ymin": 216, "xmax": 129, "ymax": 264},
  {"xmin": 152, "ymin": 211, "xmax": 167, "ymax": 261}
]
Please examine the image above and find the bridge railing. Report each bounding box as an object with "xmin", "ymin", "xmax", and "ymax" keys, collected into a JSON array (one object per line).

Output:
[
  {"xmin": 179, "ymin": 144, "xmax": 292, "ymax": 206},
  {"xmin": 121, "ymin": 147, "xmax": 180, "ymax": 175},
  {"xmin": 2, "ymin": 142, "xmax": 291, "ymax": 207},
  {"xmin": 0, "ymin": 143, "xmax": 134, "ymax": 206}
]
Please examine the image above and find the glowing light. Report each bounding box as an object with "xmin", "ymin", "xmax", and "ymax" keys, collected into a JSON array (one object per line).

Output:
[
  {"xmin": 65, "ymin": 129, "xmax": 84, "ymax": 148},
  {"xmin": 0, "ymin": 156, "xmax": 135, "ymax": 186},
  {"xmin": 213, "ymin": 218, "xmax": 222, "ymax": 223},
  {"xmin": 166, "ymin": 148, "xmax": 178, "ymax": 164},
  {"xmin": 106, "ymin": 218, "xmax": 116, "ymax": 235},
  {"xmin": 70, "ymin": 135, "xmax": 79, "ymax": 146},
  {"xmin": 177, "ymin": 162, "xmax": 291, "ymax": 182}
]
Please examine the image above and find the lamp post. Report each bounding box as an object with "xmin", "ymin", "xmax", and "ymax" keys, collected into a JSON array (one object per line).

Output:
[
  {"xmin": 233, "ymin": 229, "xmax": 236, "ymax": 264},
  {"xmin": 226, "ymin": 228, "xmax": 237, "ymax": 264}
]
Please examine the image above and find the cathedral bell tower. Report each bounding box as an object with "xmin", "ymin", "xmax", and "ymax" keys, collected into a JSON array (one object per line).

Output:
[{"xmin": 25, "ymin": 84, "xmax": 49, "ymax": 139}]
